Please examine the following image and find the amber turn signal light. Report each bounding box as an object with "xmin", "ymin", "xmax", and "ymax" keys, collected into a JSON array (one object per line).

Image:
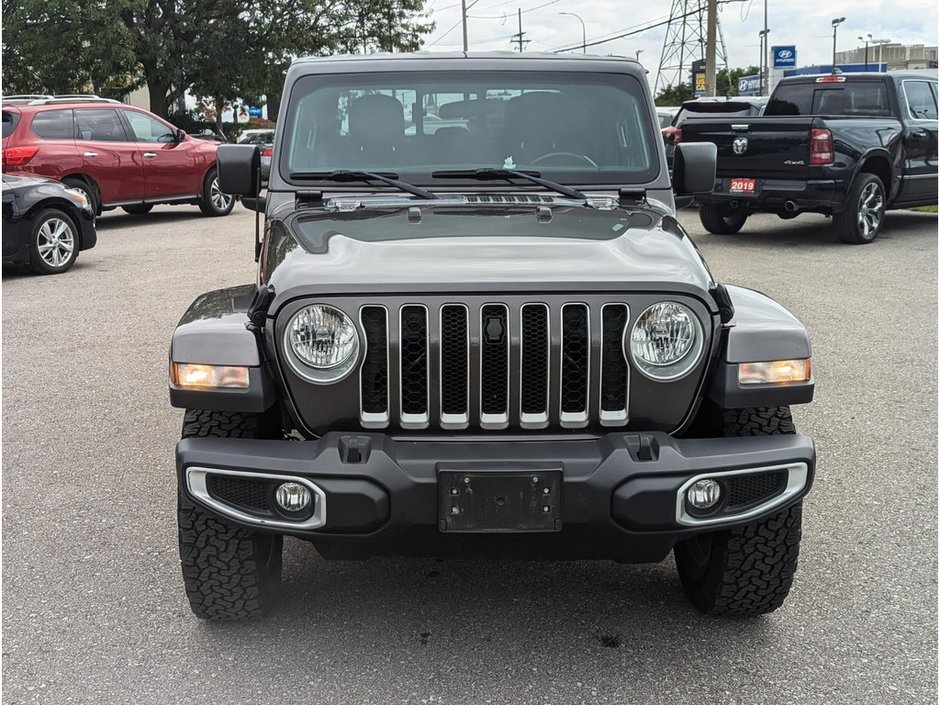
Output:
[
  {"xmin": 171, "ymin": 363, "xmax": 250, "ymax": 389},
  {"xmin": 738, "ymin": 359, "xmax": 811, "ymax": 385}
]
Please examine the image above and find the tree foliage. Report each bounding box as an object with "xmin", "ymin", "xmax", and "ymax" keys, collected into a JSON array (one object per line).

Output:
[{"xmin": 2, "ymin": 0, "xmax": 434, "ymax": 120}]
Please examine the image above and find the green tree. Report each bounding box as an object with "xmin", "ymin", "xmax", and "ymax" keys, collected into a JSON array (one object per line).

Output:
[
  {"xmin": 655, "ymin": 83, "xmax": 693, "ymax": 106},
  {"xmin": 2, "ymin": 0, "xmax": 434, "ymax": 120}
]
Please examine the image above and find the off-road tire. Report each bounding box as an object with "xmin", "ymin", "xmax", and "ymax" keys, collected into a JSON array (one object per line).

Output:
[
  {"xmin": 674, "ymin": 406, "xmax": 802, "ymax": 616},
  {"xmin": 122, "ymin": 204, "xmax": 153, "ymax": 215},
  {"xmin": 178, "ymin": 409, "xmax": 283, "ymax": 620},
  {"xmin": 699, "ymin": 203, "xmax": 748, "ymax": 234},
  {"xmin": 198, "ymin": 167, "xmax": 235, "ymax": 217},
  {"xmin": 834, "ymin": 173, "xmax": 885, "ymax": 244}
]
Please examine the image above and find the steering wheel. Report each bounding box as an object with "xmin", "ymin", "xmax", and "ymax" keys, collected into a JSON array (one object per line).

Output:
[{"xmin": 530, "ymin": 152, "xmax": 599, "ymax": 168}]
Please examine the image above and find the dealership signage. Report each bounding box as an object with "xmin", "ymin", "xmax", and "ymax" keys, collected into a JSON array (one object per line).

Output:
[
  {"xmin": 691, "ymin": 59, "xmax": 706, "ymax": 96},
  {"xmin": 773, "ymin": 46, "xmax": 797, "ymax": 68},
  {"xmin": 738, "ymin": 74, "xmax": 762, "ymax": 95}
]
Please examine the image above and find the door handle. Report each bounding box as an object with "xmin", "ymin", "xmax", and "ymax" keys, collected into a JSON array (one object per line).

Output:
[
  {"xmin": 143, "ymin": 152, "xmax": 157, "ymax": 158},
  {"xmin": 83, "ymin": 151, "xmax": 98, "ymax": 157}
]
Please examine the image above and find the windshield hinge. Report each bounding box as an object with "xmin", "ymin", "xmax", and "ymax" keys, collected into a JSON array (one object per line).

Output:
[
  {"xmin": 295, "ymin": 190, "xmax": 323, "ymax": 207},
  {"xmin": 246, "ymin": 285, "xmax": 275, "ymax": 332},
  {"xmin": 618, "ymin": 188, "xmax": 647, "ymax": 207}
]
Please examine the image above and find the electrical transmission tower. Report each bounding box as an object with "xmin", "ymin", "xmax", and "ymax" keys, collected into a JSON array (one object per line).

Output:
[{"xmin": 655, "ymin": 0, "xmax": 729, "ymax": 95}]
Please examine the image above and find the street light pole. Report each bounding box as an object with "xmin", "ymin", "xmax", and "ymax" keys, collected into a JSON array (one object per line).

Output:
[
  {"xmin": 758, "ymin": 29, "xmax": 770, "ymax": 95},
  {"xmin": 635, "ymin": 49, "xmax": 644, "ymax": 63},
  {"xmin": 559, "ymin": 12, "xmax": 586, "ymax": 54},
  {"xmin": 831, "ymin": 17, "xmax": 846, "ymax": 71},
  {"xmin": 858, "ymin": 36, "xmax": 870, "ymax": 71}
]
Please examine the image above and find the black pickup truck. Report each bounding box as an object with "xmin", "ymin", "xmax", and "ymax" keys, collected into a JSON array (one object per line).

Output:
[{"xmin": 682, "ymin": 71, "xmax": 938, "ymax": 243}]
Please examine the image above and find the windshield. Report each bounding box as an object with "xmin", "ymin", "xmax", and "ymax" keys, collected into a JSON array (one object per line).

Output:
[
  {"xmin": 280, "ymin": 70, "xmax": 658, "ymax": 187},
  {"xmin": 238, "ymin": 131, "xmax": 274, "ymax": 145}
]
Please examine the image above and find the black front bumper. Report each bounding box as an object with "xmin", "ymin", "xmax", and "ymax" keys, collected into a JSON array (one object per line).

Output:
[
  {"xmin": 176, "ymin": 431, "xmax": 815, "ymax": 563},
  {"xmin": 699, "ymin": 177, "xmax": 848, "ymax": 213}
]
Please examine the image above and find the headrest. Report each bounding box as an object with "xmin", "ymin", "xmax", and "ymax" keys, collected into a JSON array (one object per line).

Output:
[{"xmin": 347, "ymin": 94, "xmax": 405, "ymax": 140}]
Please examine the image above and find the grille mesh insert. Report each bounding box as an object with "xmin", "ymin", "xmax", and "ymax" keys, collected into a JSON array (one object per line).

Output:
[
  {"xmin": 726, "ymin": 471, "xmax": 788, "ymax": 510},
  {"xmin": 480, "ymin": 304, "xmax": 509, "ymax": 416},
  {"xmin": 360, "ymin": 306, "xmax": 389, "ymax": 415},
  {"xmin": 561, "ymin": 304, "xmax": 589, "ymax": 414},
  {"xmin": 440, "ymin": 305, "xmax": 469, "ymax": 416},
  {"xmin": 520, "ymin": 304, "xmax": 549, "ymax": 416},
  {"xmin": 400, "ymin": 306, "xmax": 429, "ymax": 415},
  {"xmin": 208, "ymin": 476, "xmax": 270, "ymax": 512},
  {"xmin": 600, "ymin": 305, "xmax": 628, "ymax": 412}
]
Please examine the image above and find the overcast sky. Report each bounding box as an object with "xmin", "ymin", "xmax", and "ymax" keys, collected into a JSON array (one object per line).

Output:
[{"xmin": 419, "ymin": 0, "xmax": 939, "ymax": 88}]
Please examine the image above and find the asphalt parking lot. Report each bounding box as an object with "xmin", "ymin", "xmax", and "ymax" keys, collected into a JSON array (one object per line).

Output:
[{"xmin": 2, "ymin": 204, "xmax": 937, "ymax": 704}]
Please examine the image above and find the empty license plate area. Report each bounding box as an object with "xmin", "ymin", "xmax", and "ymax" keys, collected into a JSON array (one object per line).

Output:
[
  {"xmin": 729, "ymin": 177, "xmax": 757, "ymax": 193},
  {"xmin": 439, "ymin": 470, "xmax": 562, "ymax": 533}
]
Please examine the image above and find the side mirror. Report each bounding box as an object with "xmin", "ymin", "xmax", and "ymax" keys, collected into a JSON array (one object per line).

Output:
[
  {"xmin": 241, "ymin": 195, "xmax": 266, "ymax": 213},
  {"xmin": 672, "ymin": 142, "xmax": 717, "ymax": 196},
  {"xmin": 217, "ymin": 144, "xmax": 260, "ymax": 196},
  {"xmin": 176, "ymin": 128, "xmax": 186, "ymax": 142}
]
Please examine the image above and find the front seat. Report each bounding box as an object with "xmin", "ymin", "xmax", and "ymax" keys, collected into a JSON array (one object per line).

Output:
[{"xmin": 346, "ymin": 94, "xmax": 405, "ymax": 167}]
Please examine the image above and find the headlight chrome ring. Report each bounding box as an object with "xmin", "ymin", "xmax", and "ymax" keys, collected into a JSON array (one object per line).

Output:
[
  {"xmin": 628, "ymin": 301, "xmax": 704, "ymax": 381},
  {"xmin": 283, "ymin": 304, "xmax": 360, "ymax": 384}
]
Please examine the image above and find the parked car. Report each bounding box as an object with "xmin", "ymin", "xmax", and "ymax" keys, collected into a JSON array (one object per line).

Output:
[
  {"xmin": 662, "ymin": 97, "xmax": 769, "ymax": 168},
  {"xmin": 2, "ymin": 172, "xmax": 97, "ymax": 274},
  {"xmin": 1, "ymin": 95, "xmax": 234, "ymax": 217},
  {"xmin": 170, "ymin": 53, "xmax": 816, "ymax": 622},
  {"xmin": 656, "ymin": 106, "xmax": 679, "ymax": 128},
  {"xmin": 236, "ymin": 128, "xmax": 274, "ymax": 180},
  {"xmin": 681, "ymin": 71, "xmax": 939, "ymax": 243}
]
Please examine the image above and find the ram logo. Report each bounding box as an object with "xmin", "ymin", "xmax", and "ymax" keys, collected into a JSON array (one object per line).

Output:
[{"xmin": 732, "ymin": 137, "xmax": 749, "ymax": 155}]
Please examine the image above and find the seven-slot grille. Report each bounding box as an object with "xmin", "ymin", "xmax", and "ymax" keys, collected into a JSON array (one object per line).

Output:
[{"xmin": 359, "ymin": 301, "xmax": 630, "ymax": 431}]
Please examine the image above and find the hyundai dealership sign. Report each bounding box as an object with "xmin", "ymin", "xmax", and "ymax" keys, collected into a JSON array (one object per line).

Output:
[
  {"xmin": 738, "ymin": 75, "xmax": 762, "ymax": 95},
  {"xmin": 773, "ymin": 46, "xmax": 797, "ymax": 68}
]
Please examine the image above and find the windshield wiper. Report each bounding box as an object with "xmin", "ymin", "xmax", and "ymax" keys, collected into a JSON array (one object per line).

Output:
[
  {"xmin": 289, "ymin": 170, "xmax": 438, "ymax": 200},
  {"xmin": 431, "ymin": 168, "xmax": 587, "ymax": 201}
]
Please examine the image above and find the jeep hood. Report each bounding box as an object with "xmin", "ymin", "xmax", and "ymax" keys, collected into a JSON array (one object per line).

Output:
[{"xmin": 264, "ymin": 205, "xmax": 715, "ymax": 305}]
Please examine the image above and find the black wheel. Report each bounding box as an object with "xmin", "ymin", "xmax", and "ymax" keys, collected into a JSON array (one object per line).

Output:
[
  {"xmin": 834, "ymin": 173, "xmax": 885, "ymax": 244},
  {"xmin": 27, "ymin": 208, "xmax": 79, "ymax": 275},
  {"xmin": 198, "ymin": 167, "xmax": 235, "ymax": 217},
  {"xmin": 61, "ymin": 177, "xmax": 98, "ymax": 214},
  {"xmin": 122, "ymin": 204, "xmax": 153, "ymax": 215},
  {"xmin": 674, "ymin": 407, "xmax": 802, "ymax": 616},
  {"xmin": 178, "ymin": 409, "xmax": 283, "ymax": 620},
  {"xmin": 699, "ymin": 203, "xmax": 748, "ymax": 234}
]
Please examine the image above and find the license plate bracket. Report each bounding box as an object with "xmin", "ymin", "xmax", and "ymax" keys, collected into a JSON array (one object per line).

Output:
[
  {"xmin": 439, "ymin": 470, "xmax": 562, "ymax": 533},
  {"xmin": 729, "ymin": 177, "xmax": 757, "ymax": 193}
]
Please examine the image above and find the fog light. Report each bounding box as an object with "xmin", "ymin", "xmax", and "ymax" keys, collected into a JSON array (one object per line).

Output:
[
  {"xmin": 275, "ymin": 482, "xmax": 312, "ymax": 512},
  {"xmin": 687, "ymin": 479, "xmax": 721, "ymax": 509}
]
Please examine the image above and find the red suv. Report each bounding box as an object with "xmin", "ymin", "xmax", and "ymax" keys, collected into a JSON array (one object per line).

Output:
[{"xmin": 1, "ymin": 96, "xmax": 234, "ymax": 217}]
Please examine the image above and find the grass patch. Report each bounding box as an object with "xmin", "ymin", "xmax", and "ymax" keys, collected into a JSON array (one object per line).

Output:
[{"xmin": 911, "ymin": 205, "xmax": 938, "ymax": 213}]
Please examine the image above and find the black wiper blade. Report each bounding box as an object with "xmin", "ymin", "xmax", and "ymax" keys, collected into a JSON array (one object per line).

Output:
[
  {"xmin": 431, "ymin": 168, "xmax": 586, "ymax": 201},
  {"xmin": 289, "ymin": 170, "xmax": 438, "ymax": 200}
]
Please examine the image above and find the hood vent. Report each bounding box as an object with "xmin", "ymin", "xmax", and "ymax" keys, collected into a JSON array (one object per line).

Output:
[{"xmin": 465, "ymin": 194, "xmax": 554, "ymax": 204}]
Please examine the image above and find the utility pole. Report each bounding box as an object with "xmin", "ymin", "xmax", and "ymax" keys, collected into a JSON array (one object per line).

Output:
[
  {"xmin": 511, "ymin": 8, "xmax": 529, "ymax": 52},
  {"xmin": 461, "ymin": 0, "xmax": 469, "ymax": 52},
  {"xmin": 762, "ymin": 0, "xmax": 768, "ymax": 97},
  {"xmin": 859, "ymin": 36, "xmax": 870, "ymax": 70},
  {"xmin": 704, "ymin": 0, "xmax": 717, "ymax": 96}
]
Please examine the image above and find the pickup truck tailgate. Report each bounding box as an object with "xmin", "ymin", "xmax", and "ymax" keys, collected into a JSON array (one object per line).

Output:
[{"xmin": 680, "ymin": 117, "xmax": 817, "ymax": 180}]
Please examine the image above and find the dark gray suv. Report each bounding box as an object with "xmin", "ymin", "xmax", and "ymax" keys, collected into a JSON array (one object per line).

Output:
[{"xmin": 169, "ymin": 53, "xmax": 816, "ymax": 621}]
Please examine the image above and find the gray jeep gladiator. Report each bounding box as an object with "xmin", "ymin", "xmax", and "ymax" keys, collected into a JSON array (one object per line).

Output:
[{"xmin": 169, "ymin": 53, "xmax": 816, "ymax": 621}]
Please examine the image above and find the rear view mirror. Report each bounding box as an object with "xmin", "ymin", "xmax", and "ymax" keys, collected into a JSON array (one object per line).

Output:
[
  {"xmin": 672, "ymin": 142, "xmax": 717, "ymax": 196},
  {"xmin": 217, "ymin": 144, "xmax": 260, "ymax": 196}
]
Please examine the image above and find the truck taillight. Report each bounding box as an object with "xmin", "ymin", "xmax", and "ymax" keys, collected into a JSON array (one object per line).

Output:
[
  {"xmin": 809, "ymin": 128, "xmax": 833, "ymax": 165},
  {"xmin": 2, "ymin": 146, "xmax": 39, "ymax": 167},
  {"xmin": 260, "ymin": 147, "xmax": 273, "ymax": 157}
]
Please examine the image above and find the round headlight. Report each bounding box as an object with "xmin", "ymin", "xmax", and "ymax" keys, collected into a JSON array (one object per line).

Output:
[
  {"xmin": 629, "ymin": 302, "xmax": 703, "ymax": 380},
  {"xmin": 284, "ymin": 304, "xmax": 360, "ymax": 383}
]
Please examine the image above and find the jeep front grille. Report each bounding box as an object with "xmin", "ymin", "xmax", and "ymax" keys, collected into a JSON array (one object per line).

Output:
[{"xmin": 358, "ymin": 301, "xmax": 631, "ymax": 431}]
